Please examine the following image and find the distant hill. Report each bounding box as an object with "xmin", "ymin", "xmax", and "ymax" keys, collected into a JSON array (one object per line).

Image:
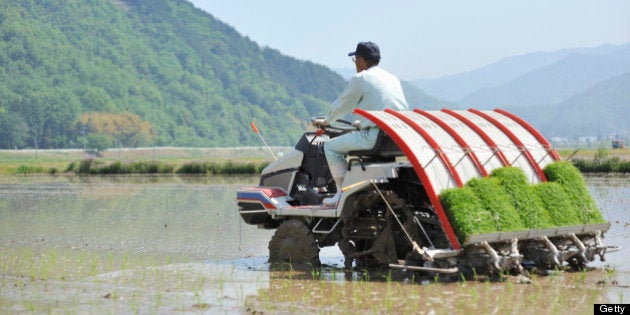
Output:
[
  {"xmin": 413, "ymin": 51, "xmax": 566, "ymax": 102},
  {"xmin": 2, "ymin": 0, "xmax": 625, "ymax": 149},
  {"xmin": 400, "ymin": 81, "xmax": 457, "ymax": 110},
  {"xmin": 0, "ymin": 0, "xmax": 346, "ymax": 148},
  {"xmin": 412, "ymin": 43, "xmax": 630, "ymax": 103},
  {"xmin": 412, "ymin": 43, "xmax": 630, "ymax": 140},
  {"xmin": 501, "ymin": 72, "xmax": 630, "ymax": 140},
  {"xmin": 546, "ymin": 72, "xmax": 630, "ymax": 138},
  {"xmin": 459, "ymin": 48, "xmax": 630, "ymax": 108}
]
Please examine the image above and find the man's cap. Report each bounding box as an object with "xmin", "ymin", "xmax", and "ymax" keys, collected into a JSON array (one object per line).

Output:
[{"xmin": 348, "ymin": 41, "xmax": 381, "ymax": 61}]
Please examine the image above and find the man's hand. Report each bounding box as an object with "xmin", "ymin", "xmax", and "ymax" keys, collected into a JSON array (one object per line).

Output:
[{"xmin": 312, "ymin": 118, "xmax": 329, "ymax": 128}]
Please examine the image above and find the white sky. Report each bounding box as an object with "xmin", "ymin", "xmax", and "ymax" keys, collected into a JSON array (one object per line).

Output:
[{"xmin": 188, "ymin": 0, "xmax": 630, "ymax": 80}]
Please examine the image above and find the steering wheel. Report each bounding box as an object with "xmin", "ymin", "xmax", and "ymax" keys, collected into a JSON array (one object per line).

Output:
[{"xmin": 311, "ymin": 116, "xmax": 358, "ymax": 133}]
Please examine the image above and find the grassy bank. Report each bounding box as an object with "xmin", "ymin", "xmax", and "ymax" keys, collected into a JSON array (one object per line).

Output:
[
  {"xmin": 558, "ymin": 148, "xmax": 630, "ymax": 173},
  {"xmin": 65, "ymin": 159, "xmax": 268, "ymax": 175},
  {"xmin": 0, "ymin": 147, "xmax": 283, "ymax": 175},
  {"xmin": 1, "ymin": 147, "xmax": 628, "ymax": 175},
  {"xmin": 556, "ymin": 147, "xmax": 630, "ymax": 160}
]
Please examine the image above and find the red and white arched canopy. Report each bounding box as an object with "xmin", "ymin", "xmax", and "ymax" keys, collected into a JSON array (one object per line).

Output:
[{"xmin": 355, "ymin": 108, "xmax": 561, "ymax": 249}]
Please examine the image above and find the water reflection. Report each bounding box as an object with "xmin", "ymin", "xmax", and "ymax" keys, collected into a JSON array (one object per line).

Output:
[
  {"xmin": 0, "ymin": 174, "xmax": 269, "ymax": 262},
  {"xmin": 0, "ymin": 174, "xmax": 627, "ymax": 314}
]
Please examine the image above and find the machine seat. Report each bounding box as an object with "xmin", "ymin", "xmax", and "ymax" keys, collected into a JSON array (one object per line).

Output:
[{"xmin": 348, "ymin": 129, "xmax": 403, "ymax": 162}]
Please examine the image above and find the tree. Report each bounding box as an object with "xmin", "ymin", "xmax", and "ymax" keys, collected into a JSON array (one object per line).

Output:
[
  {"xmin": 0, "ymin": 0, "xmax": 346, "ymax": 148},
  {"xmin": 75, "ymin": 112, "xmax": 154, "ymax": 148},
  {"xmin": 0, "ymin": 108, "xmax": 29, "ymax": 148},
  {"xmin": 86, "ymin": 133, "xmax": 112, "ymax": 152}
]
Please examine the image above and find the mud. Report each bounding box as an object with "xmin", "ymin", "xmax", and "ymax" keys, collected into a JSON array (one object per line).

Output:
[{"xmin": 0, "ymin": 174, "xmax": 628, "ymax": 314}]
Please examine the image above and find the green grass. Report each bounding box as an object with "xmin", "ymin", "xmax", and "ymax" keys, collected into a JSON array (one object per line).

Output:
[
  {"xmin": 556, "ymin": 147, "xmax": 630, "ymax": 160},
  {"xmin": 0, "ymin": 147, "xmax": 278, "ymax": 175},
  {"xmin": 6, "ymin": 159, "xmax": 269, "ymax": 176},
  {"xmin": 571, "ymin": 155, "xmax": 630, "ymax": 173},
  {"xmin": 175, "ymin": 160, "xmax": 266, "ymax": 175},
  {"xmin": 558, "ymin": 147, "xmax": 630, "ymax": 173}
]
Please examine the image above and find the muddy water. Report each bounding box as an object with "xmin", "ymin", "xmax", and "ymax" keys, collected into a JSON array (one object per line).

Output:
[{"xmin": 0, "ymin": 174, "xmax": 628, "ymax": 314}]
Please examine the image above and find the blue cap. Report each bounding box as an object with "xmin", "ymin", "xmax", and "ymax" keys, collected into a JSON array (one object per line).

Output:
[{"xmin": 348, "ymin": 41, "xmax": 381, "ymax": 61}]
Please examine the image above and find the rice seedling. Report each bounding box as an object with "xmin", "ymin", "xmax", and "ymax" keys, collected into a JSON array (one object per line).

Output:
[
  {"xmin": 491, "ymin": 167, "xmax": 552, "ymax": 228},
  {"xmin": 440, "ymin": 162, "xmax": 607, "ymax": 242},
  {"xmin": 543, "ymin": 161, "xmax": 606, "ymax": 223},
  {"xmin": 466, "ymin": 177, "xmax": 526, "ymax": 231},
  {"xmin": 535, "ymin": 182, "xmax": 582, "ymax": 226},
  {"xmin": 439, "ymin": 186, "xmax": 495, "ymax": 242}
]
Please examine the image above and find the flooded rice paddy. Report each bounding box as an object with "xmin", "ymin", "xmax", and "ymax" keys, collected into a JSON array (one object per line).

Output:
[{"xmin": 0, "ymin": 174, "xmax": 628, "ymax": 314}]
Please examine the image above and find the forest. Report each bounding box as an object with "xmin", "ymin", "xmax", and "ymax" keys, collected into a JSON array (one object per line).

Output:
[{"xmin": 0, "ymin": 0, "xmax": 347, "ymax": 149}]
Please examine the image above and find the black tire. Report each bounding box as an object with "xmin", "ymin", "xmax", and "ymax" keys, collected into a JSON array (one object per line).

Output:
[
  {"xmin": 268, "ymin": 220, "xmax": 320, "ymax": 267},
  {"xmin": 340, "ymin": 190, "xmax": 411, "ymax": 269}
]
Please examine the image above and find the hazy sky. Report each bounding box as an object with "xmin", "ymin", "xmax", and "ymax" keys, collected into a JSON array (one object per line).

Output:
[{"xmin": 188, "ymin": 0, "xmax": 629, "ymax": 80}]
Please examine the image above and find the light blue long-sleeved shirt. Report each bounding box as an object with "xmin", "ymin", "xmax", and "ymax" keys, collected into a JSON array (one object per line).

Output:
[{"xmin": 327, "ymin": 66, "xmax": 408, "ymax": 128}]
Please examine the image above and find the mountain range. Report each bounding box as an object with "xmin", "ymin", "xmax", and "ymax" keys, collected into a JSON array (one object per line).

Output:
[
  {"xmin": 0, "ymin": 0, "xmax": 626, "ymax": 149},
  {"xmin": 0, "ymin": 0, "xmax": 345, "ymax": 148},
  {"xmin": 412, "ymin": 43, "xmax": 630, "ymax": 140}
]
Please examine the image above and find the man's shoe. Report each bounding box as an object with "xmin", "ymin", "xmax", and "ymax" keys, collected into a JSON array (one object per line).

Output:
[{"xmin": 323, "ymin": 193, "xmax": 341, "ymax": 206}]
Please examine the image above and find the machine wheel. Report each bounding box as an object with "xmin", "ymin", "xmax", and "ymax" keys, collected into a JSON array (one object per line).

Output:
[
  {"xmin": 340, "ymin": 189, "xmax": 414, "ymax": 269},
  {"xmin": 268, "ymin": 220, "xmax": 321, "ymax": 267}
]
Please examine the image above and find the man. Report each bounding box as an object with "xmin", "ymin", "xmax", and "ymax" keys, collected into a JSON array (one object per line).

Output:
[{"xmin": 319, "ymin": 41, "xmax": 408, "ymax": 206}]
